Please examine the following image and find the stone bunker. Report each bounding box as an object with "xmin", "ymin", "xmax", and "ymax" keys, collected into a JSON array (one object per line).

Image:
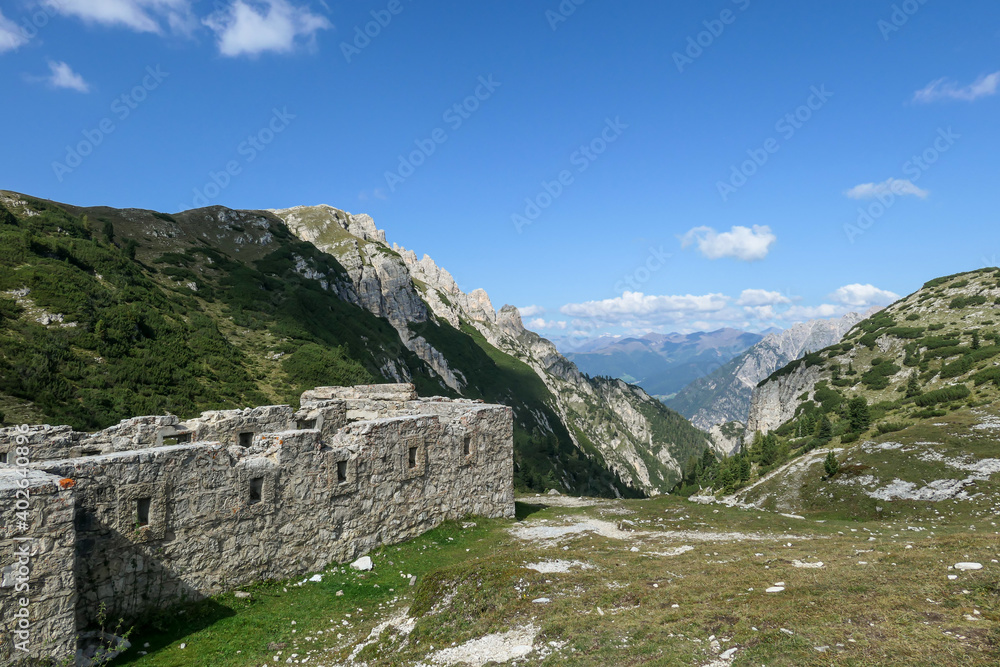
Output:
[{"xmin": 0, "ymin": 384, "xmax": 514, "ymax": 663}]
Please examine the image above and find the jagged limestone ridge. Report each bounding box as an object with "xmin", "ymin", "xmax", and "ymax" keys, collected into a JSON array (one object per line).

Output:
[{"xmin": 271, "ymin": 205, "xmax": 710, "ymax": 495}]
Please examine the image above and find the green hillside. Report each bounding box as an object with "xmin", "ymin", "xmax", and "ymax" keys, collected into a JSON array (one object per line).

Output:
[
  {"xmin": 691, "ymin": 268, "xmax": 1000, "ymax": 517},
  {"xmin": 0, "ymin": 192, "xmax": 653, "ymax": 496}
]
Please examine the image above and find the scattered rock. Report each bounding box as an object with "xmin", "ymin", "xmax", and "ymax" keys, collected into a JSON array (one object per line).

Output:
[
  {"xmin": 547, "ymin": 488, "xmax": 561, "ymax": 495},
  {"xmin": 532, "ymin": 597, "xmax": 551, "ymax": 604},
  {"xmin": 766, "ymin": 586, "xmax": 785, "ymax": 593},
  {"xmin": 351, "ymin": 556, "xmax": 373, "ymax": 571},
  {"xmin": 428, "ymin": 625, "xmax": 539, "ymax": 666},
  {"xmin": 309, "ymin": 574, "xmax": 323, "ymax": 582},
  {"xmin": 234, "ymin": 591, "xmax": 251, "ymax": 599},
  {"xmin": 792, "ymin": 560, "xmax": 824, "ymax": 569},
  {"xmin": 267, "ymin": 642, "xmax": 287, "ymax": 651},
  {"xmin": 525, "ymin": 560, "xmax": 593, "ymax": 574},
  {"xmin": 955, "ymin": 562, "xmax": 983, "ymax": 571}
]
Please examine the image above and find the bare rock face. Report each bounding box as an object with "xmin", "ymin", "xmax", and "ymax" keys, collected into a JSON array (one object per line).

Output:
[
  {"xmin": 270, "ymin": 206, "xmax": 465, "ymax": 390},
  {"xmin": 746, "ymin": 363, "xmax": 824, "ymax": 439}
]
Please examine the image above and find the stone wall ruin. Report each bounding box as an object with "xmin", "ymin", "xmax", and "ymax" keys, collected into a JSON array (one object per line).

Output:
[{"xmin": 0, "ymin": 384, "xmax": 514, "ymax": 664}]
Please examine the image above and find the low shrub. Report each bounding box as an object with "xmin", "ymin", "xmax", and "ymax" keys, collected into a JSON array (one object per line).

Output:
[
  {"xmin": 876, "ymin": 422, "xmax": 909, "ymax": 434},
  {"xmin": 914, "ymin": 385, "xmax": 971, "ymax": 406}
]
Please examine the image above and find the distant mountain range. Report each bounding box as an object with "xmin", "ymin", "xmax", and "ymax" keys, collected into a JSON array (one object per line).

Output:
[
  {"xmin": 563, "ymin": 329, "xmax": 766, "ymax": 399},
  {"xmin": 667, "ymin": 312, "xmax": 872, "ymax": 438}
]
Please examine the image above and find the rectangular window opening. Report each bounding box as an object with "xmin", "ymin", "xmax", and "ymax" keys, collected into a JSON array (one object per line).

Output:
[
  {"xmin": 249, "ymin": 477, "xmax": 264, "ymax": 505},
  {"xmin": 408, "ymin": 446, "xmax": 418, "ymax": 469},
  {"xmin": 336, "ymin": 460, "xmax": 348, "ymax": 484},
  {"xmin": 0, "ymin": 452, "xmax": 7, "ymax": 464},
  {"xmin": 175, "ymin": 432, "xmax": 192, "ymax": 444},
  {"xmin": 297, "ymin": 419, "xmax": 317, "ymax": 430},
  {"xmin": 238, "ymin": 432, "xmax": 254, "ymax": 448},
  {"xmin": 136, "ymin": 498, "xmax": 151, "ymax": 527},
  {"xmin": 463, "ymin": 437, "xmax": 471, "ymax": 457}
]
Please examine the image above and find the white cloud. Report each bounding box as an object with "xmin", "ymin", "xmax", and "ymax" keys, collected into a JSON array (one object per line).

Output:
[
  {"xmin": 517, "ymin": 305, "xmax": 545, "ymax": 318},
  {"xmin": 845, "ymin": 178, "xmax": 928, "ymax": 200},
  {"xmin": 42, "ymin": 0, "xmax": 194, "ymax": 34},
  {"xmin": 45, "ymin": 60, "xmax": 90, "ymax": 92},
  {"xmin": 560, "ymin": 291, "xmax": 730, "ymax": 326},
  {"xmin": 830, "ymin": 284, "xmax": 899, "ymax": 308},
  {"xmin": 736, "ymin": 289, "xmax": 791, "ymax": 307},
  {"xmin": 0, "ymin": 10, "xmax": 29, "ymax": 52},
  {"xmin": 204, "ymin": 0, "xmax": 331, "ymax": 57},
  {"xmin": 680, "ymin": 225, "xmax": 776, "ymax": 261},
  {"xmin": 913, "ymin": 72, "xmax": 1000, "ymax": 103},
  {"xmin": 782, "ymin": 303, "xmax": 843, "ymax": 320},
  {"xmin": 526, "ymin": 318, "xmax": 567, "ymax": 331}
]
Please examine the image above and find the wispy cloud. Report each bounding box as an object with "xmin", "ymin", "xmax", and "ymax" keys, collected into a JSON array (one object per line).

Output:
[
  {"xmin": 735, "ymin": 289, "xmax": 792, "ymax": 307},
  {"xmin": 526, "ymin": 318, "xmax": 567, "ymax": 331},
  {"xmin": 829, "ymin": 283, "xmax": 899, "ymax": 308},
  {"xmin": 0, "ymin": 9, "xmax": 29, "ymax": 53},
  {"xmin": 45, "ymin": 60, "xmax": 90, "ymax": 93},
  {"xmin": 560, "ymin": 291, "xmax": 730, "ymax": 328},
  {"xmin": 680, "ymin": 225, "xmax": 776, "ymax": 261},
  {"xmin": 517, "ymin": 305, "xmax": 545, "ymax": 318},
  {"xmin": 845, "ymin": 178, "xmax": 928, "ymax": 200},
  {"xmin": 41, "ymin": 0, "xmax": 195, "ymax": 34},
  {"xmin": 913, "ymin": 72, "xmax": 1000, "ymax": 103},
  {"xmin": 204, "ymin": 0, "xmax": 331, "ymax": 58}
]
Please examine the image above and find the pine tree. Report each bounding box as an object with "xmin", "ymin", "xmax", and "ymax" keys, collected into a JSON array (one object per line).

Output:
[
  {"xmin": 761, "ymin": 434, "xmax": 779, "ymax": 466},
  {"xmin": 738, "ymin": 455, "xmax": 751, "ymax": 482},
  {"xmin": 816, "ymin": 414, "xmax": 833, "ymax": 440},
  {"xmin": 972, "ymin": 330, "xmax": 981, "ymax": 350},
  {"xmin": 823, "ymin": 451, "xmax": 839, "ymax": 477},
  {"xmin": 848, "ymin": 397, "xmax": 871, "ymax": 433},
  {"xmin": 906, "ymin": 372, "xmax": 922, "ymax": 398}
]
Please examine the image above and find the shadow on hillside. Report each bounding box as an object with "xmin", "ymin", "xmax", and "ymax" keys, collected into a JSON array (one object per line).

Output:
[{"xmin": 514, "ymin": 502, "xmax": 547, "ymax": 521}]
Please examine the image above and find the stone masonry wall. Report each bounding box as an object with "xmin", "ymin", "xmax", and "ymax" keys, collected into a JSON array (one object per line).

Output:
[{"xmin": 0, "ymin": 385, "xmax": 514, "ymax": 664}]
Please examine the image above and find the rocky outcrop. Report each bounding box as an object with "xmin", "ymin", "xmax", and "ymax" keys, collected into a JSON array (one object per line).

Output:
[
  {"xmin": 270, "ymin": 206, "xmax": 467, "ymax": 391},
  {"xmin": 746, "ymin": 362, "xmax": 824, "ymax": 438}
]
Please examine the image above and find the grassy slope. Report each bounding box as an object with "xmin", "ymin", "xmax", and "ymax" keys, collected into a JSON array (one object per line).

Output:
[
  {"xmin": 110, "ymin": 495, "xmax": 1000, "ymax": 667},
  {"xmin": 725, "ymin": 268, "xmax": 1000, "ymax": 515}
]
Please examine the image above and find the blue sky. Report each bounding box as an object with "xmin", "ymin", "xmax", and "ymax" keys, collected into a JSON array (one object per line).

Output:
[{"xmin": 1, "ymin": 1, "xmax": 998, "ymax": 343}]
